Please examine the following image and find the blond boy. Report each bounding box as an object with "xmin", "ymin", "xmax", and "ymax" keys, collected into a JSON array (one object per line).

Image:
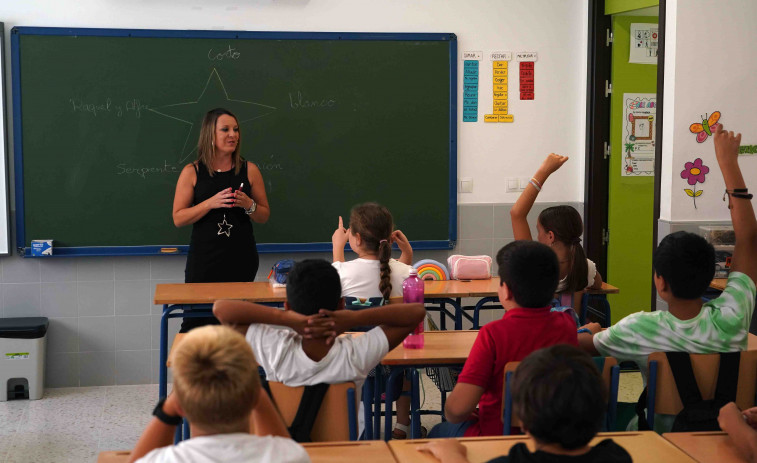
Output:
[{"xmin": 129, "ymin": 325, "xmax": 309, "ymax": 463}]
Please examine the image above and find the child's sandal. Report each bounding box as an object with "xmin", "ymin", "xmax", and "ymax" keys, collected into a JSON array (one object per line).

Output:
[{"xmin": 391, "ymin": 423, "xmax": 428, "ymax": 439}]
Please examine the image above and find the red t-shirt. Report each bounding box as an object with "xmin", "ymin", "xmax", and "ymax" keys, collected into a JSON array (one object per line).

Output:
[{"xmin": 457, "ymin": 307, "xmax": 579, "ymax": 437}]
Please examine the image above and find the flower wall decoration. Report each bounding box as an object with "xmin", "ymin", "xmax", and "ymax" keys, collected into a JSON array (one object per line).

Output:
[{"xmin": 680, "ymin": 158, "xmax": 710, "ymax": 209}]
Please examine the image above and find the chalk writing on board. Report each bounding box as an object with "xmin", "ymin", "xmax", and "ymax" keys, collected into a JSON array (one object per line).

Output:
[
  {"xmin": 256, "ymin": 154, "xmax": 284, "ymax": 172},
  {"xmin": 288, "ymin": 91, "xmax": 336, "ymax": 109},
  {"xmin": 147, "ymin": 68, "xmax": 277, "ymax": 165},
  {"xmin": 115, "ymin": 160, "xmax": 182, "ymax": 179},
  {"xmin": 207, "ymin": 45, "xmax": 241, "ymax": 61},
  {"xmin": 69, "ymin": 98, "xmax": 149, "ymax": 118}
]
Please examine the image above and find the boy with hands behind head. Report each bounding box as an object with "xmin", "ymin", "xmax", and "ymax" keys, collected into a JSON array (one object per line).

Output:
[{"xmin": 129, "ymin": 325, "xmax": 308, "ymax": 463}]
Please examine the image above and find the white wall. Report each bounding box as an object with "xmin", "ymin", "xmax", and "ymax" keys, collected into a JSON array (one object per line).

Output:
[
  {"xmin": 1, "ymin": 0, "xmax": 588, "ymax": 206},
  {"xmin": 661, "ymin": 0, "xmax": 757, "ymax": 222}
]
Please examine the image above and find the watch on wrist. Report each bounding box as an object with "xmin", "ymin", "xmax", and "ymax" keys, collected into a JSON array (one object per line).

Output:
[
  {"xmin": 245, "ymin": 199, "xmax": 257, "ymax": 215},
  {"xmin": 153, "ymin": 397, "xmax": 182, "ymax": 426}
]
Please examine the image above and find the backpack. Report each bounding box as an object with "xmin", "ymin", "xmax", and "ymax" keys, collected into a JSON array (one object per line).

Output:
[
  {"xmin": 267, "ymin": 259, "xmax": 295, "ymax": 284},
  {"xmin": 636, "ymin": 351, "xmax": 741, "ymax": 432}
]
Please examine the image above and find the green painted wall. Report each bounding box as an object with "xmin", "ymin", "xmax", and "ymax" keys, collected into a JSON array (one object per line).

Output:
[
  {"xmin": 606, "ymin": 16, "xmax": 658, "ymax": 321},
  {"xmin": 606, "ymin": 0, "xmax": 658, "ymax": 15}
]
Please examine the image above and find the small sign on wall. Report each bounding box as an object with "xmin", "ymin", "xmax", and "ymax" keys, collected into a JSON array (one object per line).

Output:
[
  {"xmin": 629, "ymin": 23, "xmax": 658, "ymax": 64},
  {"xmin": 622, "ymin": 93, "xmax": 656, "ymax": 176}
]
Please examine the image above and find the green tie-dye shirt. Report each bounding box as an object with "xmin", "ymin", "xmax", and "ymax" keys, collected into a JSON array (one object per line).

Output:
[{"xmin": 594, "ymin": 271, "xmax": 756, "ymax": 383}]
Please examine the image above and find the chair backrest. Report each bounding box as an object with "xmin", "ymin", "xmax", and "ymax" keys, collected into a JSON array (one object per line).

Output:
[
  {"xmin": 648, "ymin": 350, "xmax": 757, "ymax": 416},
  {"xmin": 502, "ymin": 356, "xmax": 620, "ymax": 434},
  {"xmin": 267, "ymin": 381, "xmax": 358, "ymax": 442}
]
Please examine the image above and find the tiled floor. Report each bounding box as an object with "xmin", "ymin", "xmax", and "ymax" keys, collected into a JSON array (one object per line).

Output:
[{"xmin": 0, "ymin": 372, "xmax": 644, "ymax": 462}]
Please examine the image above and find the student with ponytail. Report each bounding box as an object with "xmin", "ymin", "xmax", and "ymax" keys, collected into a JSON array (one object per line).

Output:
[
  {"xmin": 331, "ymin": 202, "xmax": 417, "ymax": 438},
  {"xmin": 510, "ymin": 154, "xmax": 603, "ymax": 310},
  {"xmin": 331, "ymin": 202, "xmax": 413, "ymax": 300}
]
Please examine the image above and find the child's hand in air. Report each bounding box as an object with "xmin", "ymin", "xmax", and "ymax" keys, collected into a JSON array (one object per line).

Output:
[
  {"xmin": 391, "ymin": 230, "xmax": 412, "ymax": 254},
  {"xmin": 713, "ymin": 125, "xmax": 742, "ymax": 164},
  {"xmin": 538, "ymin": 153, "xmax": 569, "ymax": 177},
  {"xmin": 332, "ymin": 216, "xmax": 349, "ymax": 249}
]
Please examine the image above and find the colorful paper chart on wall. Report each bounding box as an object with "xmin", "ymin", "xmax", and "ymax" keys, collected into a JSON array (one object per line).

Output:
[
  {"xmin": 622, "ymin": 93, "xmax": 656, "ymax": 177},
  {"xmin": 462, "ymin": 51, "xmax": 482, "ymax": 122},
  {"xmin": 629, "ymin": 23, "xmax": 658, "ymax": 64},
  {"xmin": 484, "ymin": 51, "xmax": 513, "ymax": 123}
]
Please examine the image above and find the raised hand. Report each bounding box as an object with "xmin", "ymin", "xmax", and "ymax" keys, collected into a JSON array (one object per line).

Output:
[
  {"xmin": 538, "ymin": 153, "xmax": 569, "ymax": 177},
  {"xmin": 332, "ymin": 216, "xmax": 349, "ymax": 248},
  {"xmin": 713, "ymin": 125, "xmax": 742, "ymax": 165}
]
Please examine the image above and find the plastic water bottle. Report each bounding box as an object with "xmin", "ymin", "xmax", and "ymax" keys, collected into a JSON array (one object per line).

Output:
[{"xmin": 402, "ymin": 269, "xmax": 425, "ymax": 349}]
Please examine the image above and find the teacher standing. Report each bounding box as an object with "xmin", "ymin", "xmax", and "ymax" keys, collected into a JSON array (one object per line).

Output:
[{"xmin": 172, "ymin": 108, "xmax": 270, "ymax": 332}]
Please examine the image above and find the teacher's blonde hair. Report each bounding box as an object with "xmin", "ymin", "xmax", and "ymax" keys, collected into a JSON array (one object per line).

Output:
[{"xmin": 197, "ymin": 108, "xmax": 242, "ymax": 177}]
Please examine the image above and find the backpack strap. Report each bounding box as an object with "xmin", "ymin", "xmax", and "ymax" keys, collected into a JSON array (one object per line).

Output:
[
  {"xmin": 287, "ymin": 383, "xmax": 331, "ymax": 443},
  {"xmin": 713, "ymin": 352, "xmax": 741, "ymax": 404},
  {"xmin": 666, "ymin": 352, "xmax": 703, "ymax": 407}
]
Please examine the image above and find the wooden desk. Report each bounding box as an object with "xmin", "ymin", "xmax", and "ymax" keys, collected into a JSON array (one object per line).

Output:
[
  {"xmin": 154, "ymin": 281, "xmax": 287, "ymax": 305},
  {"xmin": 303, "ymin": 441, "xmax": 396, "ymax": 463},
  {"xmin": 664, "ymin": 432, "xmax": 748, "ymax": 463},
  {"xmin": 389, "ymin": 432, "xmax": 697, "ymax": 463},
  {"xmin": 381, "ymin": 330, "xmax": 478, "ymax": 366},
  {"xmin": 710, "ymin": 278, "xmax": 728, "ymax": 291},
  {"xmin": 98, "ymin": 442, "xmax": 396, "ymax": 463},
  {"xmin": 750, "ymin": 333, "xmax": 757, "ymax": 350}
]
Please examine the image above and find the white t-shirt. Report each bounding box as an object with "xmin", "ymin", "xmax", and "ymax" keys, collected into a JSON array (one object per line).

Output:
[
  {"xmin": 246, "ymin": 325, "xmax": 390, "ymax": 435},
  {"xmin": 555, "ymin": 258, "xmax": 598, "ymax": 293},
  {"xmin": 246, "ymin": 325, "xmax": 389, "ymax": 392},
  {"xmin": 135, "ymin": 433, "xmax": 309, "ymax": 463},
  {"xmin": 332, "ymin": 258, "xmax": 412, "ymax": 298}
]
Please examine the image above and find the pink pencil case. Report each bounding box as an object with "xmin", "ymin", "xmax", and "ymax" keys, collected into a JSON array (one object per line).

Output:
[{"xmin": 447, "ymin": 255, "xmax": 492, "ymax": 280}]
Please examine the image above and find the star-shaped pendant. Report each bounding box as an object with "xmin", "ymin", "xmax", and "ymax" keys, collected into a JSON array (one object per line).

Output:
[{"xmin": 217, "ymin": 214, "xmax": 233, "ymax": 237}]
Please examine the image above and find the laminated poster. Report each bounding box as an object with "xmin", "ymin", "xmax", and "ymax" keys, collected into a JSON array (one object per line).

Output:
[{"xmin": 622, "ymin": 93, "xmax": 656, "ymax": 177}]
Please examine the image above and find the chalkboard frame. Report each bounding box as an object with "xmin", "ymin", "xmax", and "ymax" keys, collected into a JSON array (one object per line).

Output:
[
  {"xmin": 12, "ymin": 27, "xmax": 458, "ymax": 257},
  {"xmin": 0, "ymin": 23, "xmax": 11, "ymax": 256}
]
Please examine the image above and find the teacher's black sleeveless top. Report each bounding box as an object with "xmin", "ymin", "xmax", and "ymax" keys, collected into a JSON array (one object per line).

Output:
[{"xmin": 181, "ymin": 160, "xmax": 259, "ymax": 332}]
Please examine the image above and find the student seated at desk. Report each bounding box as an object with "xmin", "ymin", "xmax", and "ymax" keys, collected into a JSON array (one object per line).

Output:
[
  {"xmin": 128, "ymin": 325, "xmax": 308, "ymax": 463},
  {"xmin": 720, "ymin": 402, "xmax": 757, "ymax": 463},
  {"xmin": 420, "ymin": 345, "xmax": 632, "ymax": 463},
  {"xmin": 213, "ymin": 259, "xmax": 425, "ymax": 435},
  {"xmin": 579, "ymin": 126, "xmax": 757, "ymax": 432},
  {"xmin": 428, "ymin": 241, "xmax": 578, "ymax": 438},
  {"xmin": 510, "ymin": 153, "xmax": 603, "ymax": 311}
]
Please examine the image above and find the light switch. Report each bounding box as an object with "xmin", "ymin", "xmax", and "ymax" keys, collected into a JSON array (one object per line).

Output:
[
  {"xmin": 506, "ymin": 178, "xmax": 519, "ymax": 193},
  {"xmin": 460, "ymin": 177, "xmax": 473, "ymax": 193}
]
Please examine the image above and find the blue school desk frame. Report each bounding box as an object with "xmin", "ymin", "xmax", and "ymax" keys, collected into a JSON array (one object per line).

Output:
[{"xmin": 11, "ymin": 27, "xmax": 458, "ymax": 257}]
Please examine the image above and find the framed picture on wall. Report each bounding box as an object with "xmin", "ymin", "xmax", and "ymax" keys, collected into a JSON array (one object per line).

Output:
[{"xmin": 0, "ymin": 23, "xmax": 10, "ymax": 255}]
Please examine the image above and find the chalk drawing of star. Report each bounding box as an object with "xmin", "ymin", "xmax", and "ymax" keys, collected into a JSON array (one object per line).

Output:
[
  {"xmin": 217, "ymin": 214, "xmax": 233, "ymax": 238},
  {"xmin": 148, "ymin": 68, "xmax": 277, "ymax": 164}
]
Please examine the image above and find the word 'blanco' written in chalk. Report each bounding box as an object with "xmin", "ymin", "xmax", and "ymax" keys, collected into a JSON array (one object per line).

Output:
[
  {"xmin": 289, "ymin": 91, "xmax": 336, "ymax": 109},
  {"xmin": 208, "ymin": 45, "xmax": 241, "ymax": 61},
  {"xmin": 116, "ymin": 160, "xmax": 181, "ymax": 179},
  {"xmin": 69, "ymin": 98, "xmax": 149, "ymax": 118}
]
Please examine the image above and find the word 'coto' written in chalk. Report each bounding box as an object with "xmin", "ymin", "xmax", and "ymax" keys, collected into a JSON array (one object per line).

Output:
[{"xmin": 69, "ymin": 98, "xmax": 149, "ymax": 118}]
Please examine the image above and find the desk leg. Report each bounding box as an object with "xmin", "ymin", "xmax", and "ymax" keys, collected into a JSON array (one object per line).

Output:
[
  {"xmin": 159, "ymin": 305, "xmax": 170, "ymax": 399},
  {"xmin": 374, "ymin": 367, "xmax": 382, "ymax": 439},
  {"xmin": 441, "ymin": 391, "xmax": 447, "ymax": 422},
  {"xmin": 384, "ymin": 368, "xmax": 404, "ymax": 441},
  {"xmin": 363, "ymin": 377, "xmax": 374, "ymax": 440},
  {"xmin": 580, "ymin": 293, "xmax": 589, "ymax": 326},
  {"xmin": 454, "ymin": 298, "xmax": 463, "ymax": 330},
  {"xmin": 410, "ymin": 368, "xmax": 421, "ymax": 439}
]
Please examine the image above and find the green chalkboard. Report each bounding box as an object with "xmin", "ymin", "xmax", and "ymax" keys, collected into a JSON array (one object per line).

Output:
[{"xmin": 12, "ymin": 28, "xmax": 456, "ymax": 256}]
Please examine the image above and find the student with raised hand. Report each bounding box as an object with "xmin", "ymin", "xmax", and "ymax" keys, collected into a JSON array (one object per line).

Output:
[
  {"xmin": 213, "ymin": 259, "xmax": 425, "ymax": 437},
  {"xmin": 428, "ymin": 241, "xmax": 578, "ymax": 438},
  {"xmin": 579, "ymin": 126, "xmax": 757, "ymax": 431},
  {"xmin": 719, "ymin": 403, "xmax": 757, "ymax": 462},
  {"xmin": 129, "ymin": 325, "xmax": 308, "ymax": 463},
  {"xmin": 330, "ymin": 202, "xmax": 416, "ymax": 437},
  {"xmin": 331, "ymin": 202, "xmax": 413, "ymax": 300},
  {"xmin": 419, "ymin": 345, "xmax": 631, "ymax": 463},
  {"xmin": 510, "ymin": 154, "xmax": 603, "ymax": 310}
]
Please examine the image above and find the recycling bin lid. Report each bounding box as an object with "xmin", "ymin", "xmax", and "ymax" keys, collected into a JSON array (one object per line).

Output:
[{"xmin": 0, "ymin": 317, "xmax": 49, "ymax": 339}]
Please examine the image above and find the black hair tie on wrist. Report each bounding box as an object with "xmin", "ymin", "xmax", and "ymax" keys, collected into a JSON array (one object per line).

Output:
[{"xmin": 723, "ymin": 188, "xmax": 754, "ymax": 208}]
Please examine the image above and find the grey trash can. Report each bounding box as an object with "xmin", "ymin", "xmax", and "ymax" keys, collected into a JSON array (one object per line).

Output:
[{"xmin": 0, "ymin": 317, "xmax": 49, "ymax": 401}]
